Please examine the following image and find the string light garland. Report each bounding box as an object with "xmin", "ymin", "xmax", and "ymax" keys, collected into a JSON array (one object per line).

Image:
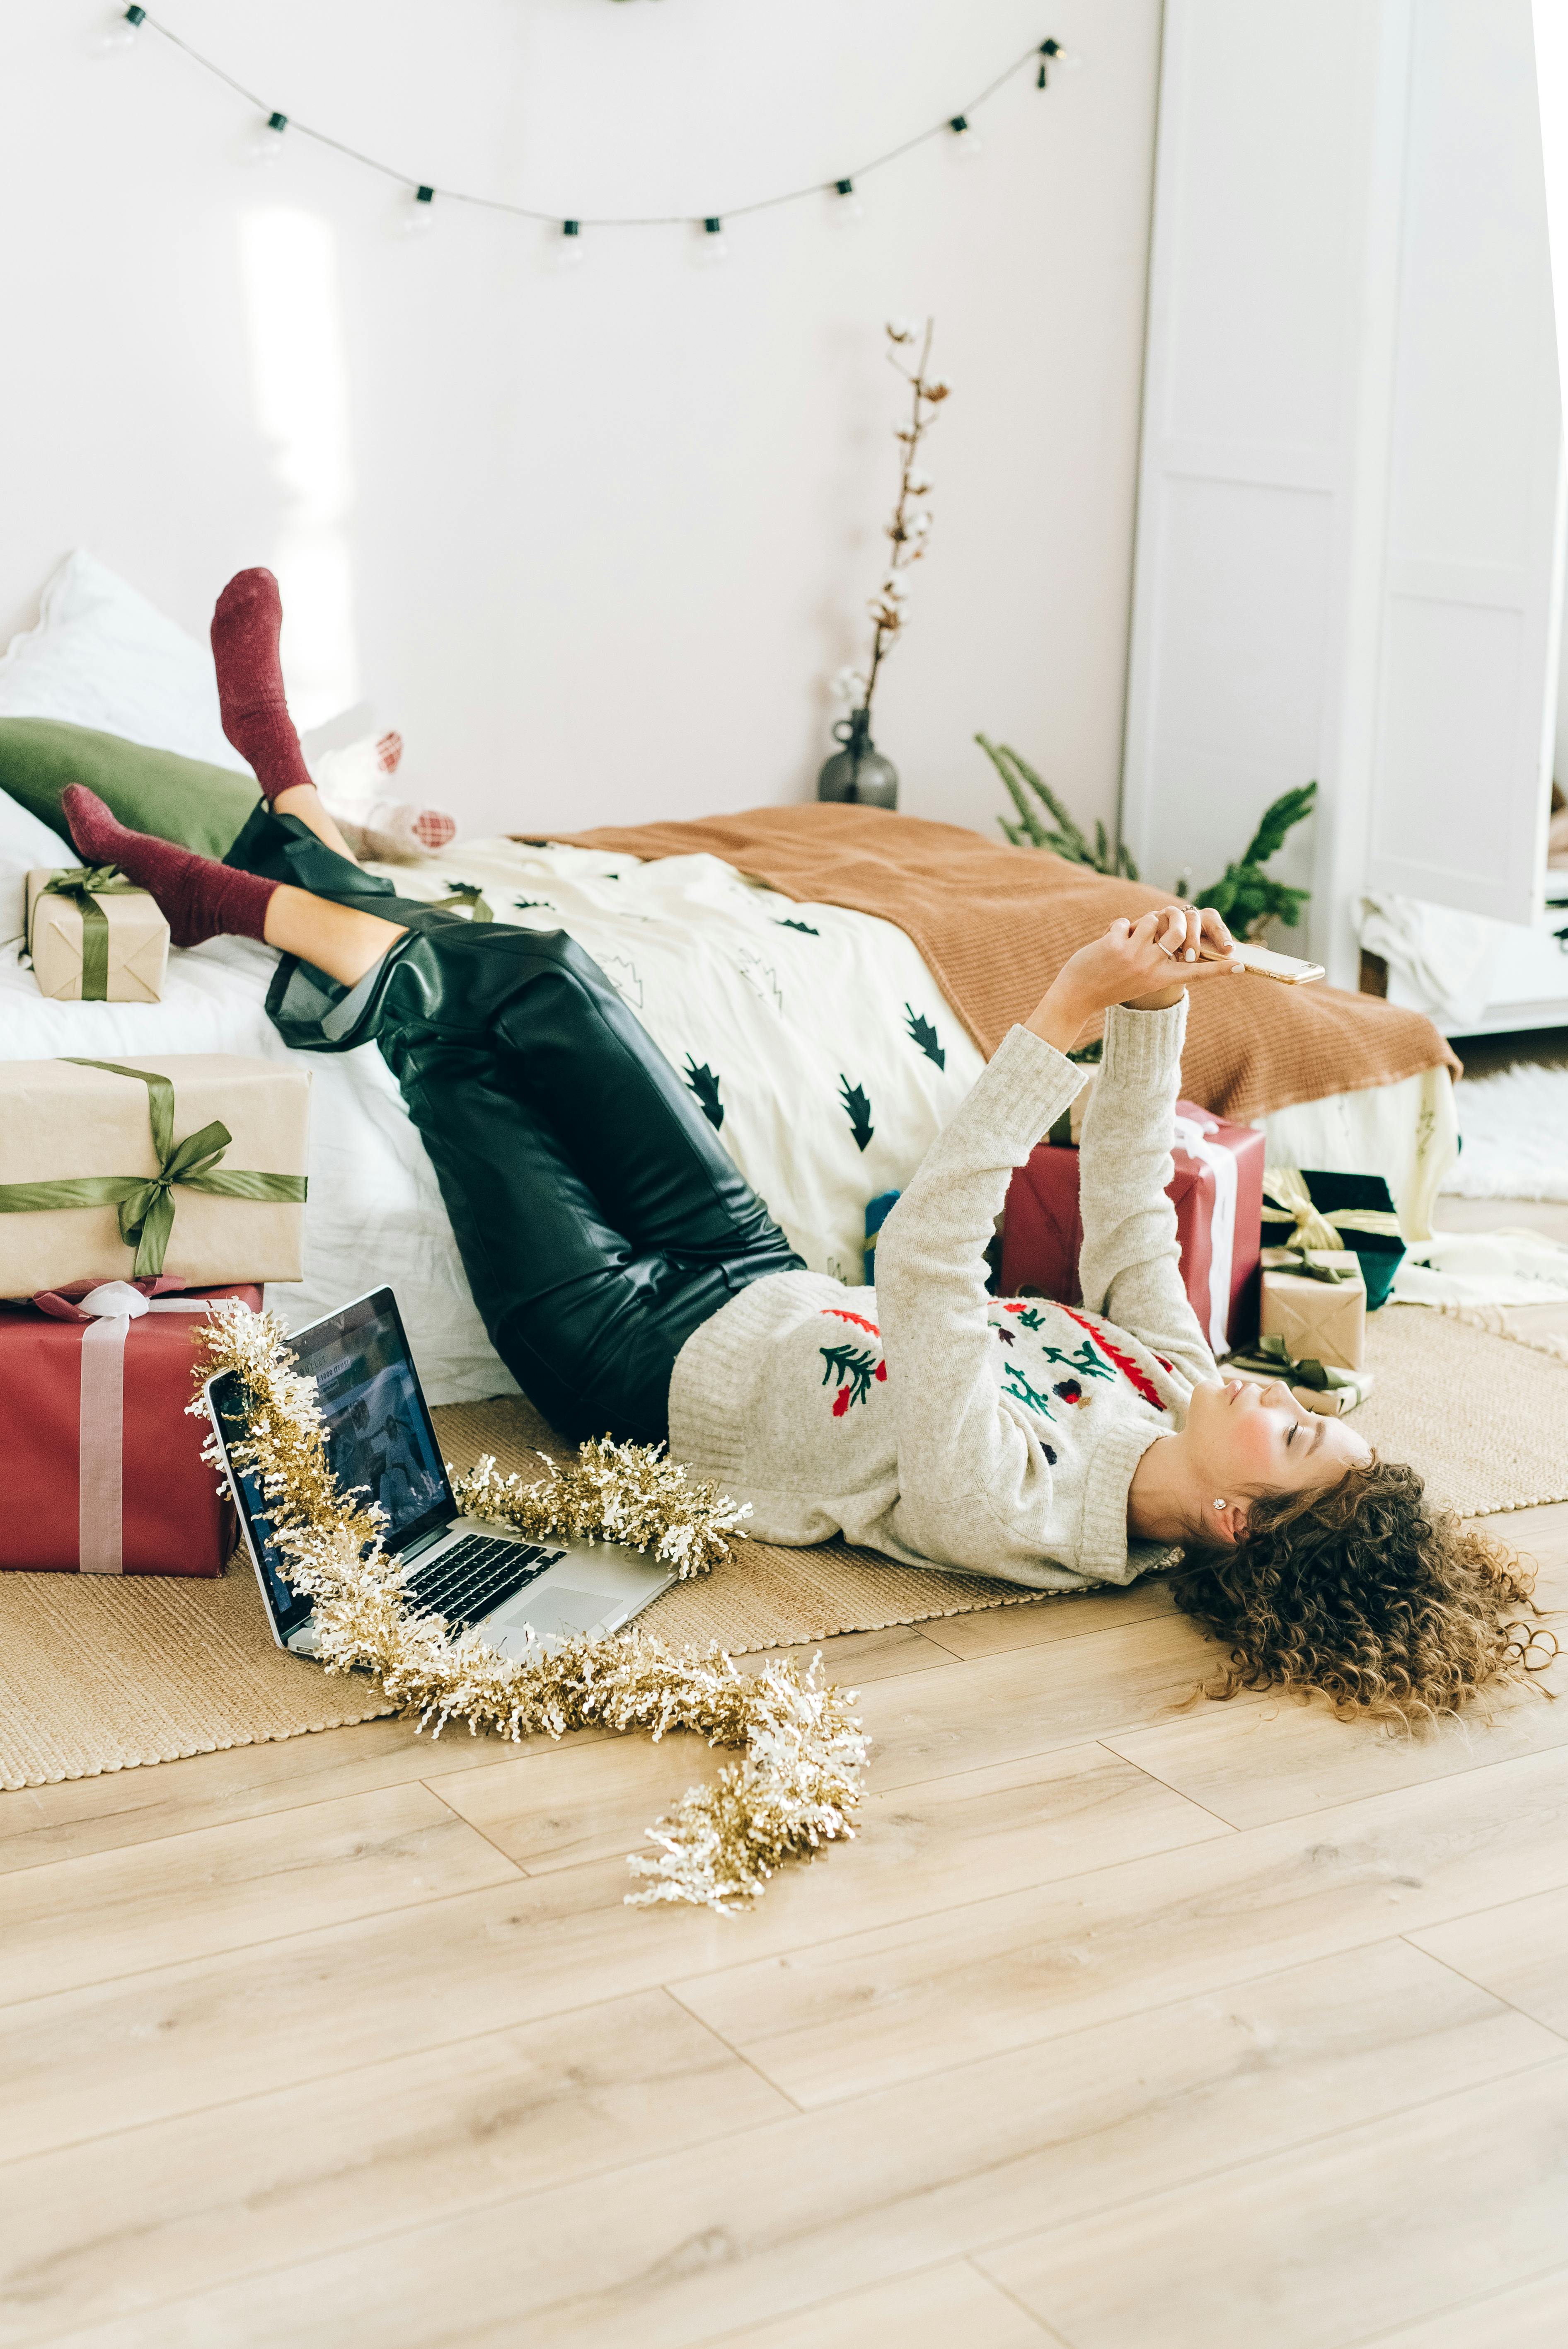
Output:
[{"xmin": 96, "ymin": 10, "xmax": 1075, "ymax": 251}]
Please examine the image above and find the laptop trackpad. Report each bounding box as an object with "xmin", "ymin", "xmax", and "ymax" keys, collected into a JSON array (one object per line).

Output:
[{"xmin": 510, "ymin": 1585, "xmax": 614, "ymax": 1642}]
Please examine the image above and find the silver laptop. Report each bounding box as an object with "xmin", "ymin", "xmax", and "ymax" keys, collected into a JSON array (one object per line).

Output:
[{"xmin": 204, "ymin": 1285, "xmax": 677, "ymax": 1659}]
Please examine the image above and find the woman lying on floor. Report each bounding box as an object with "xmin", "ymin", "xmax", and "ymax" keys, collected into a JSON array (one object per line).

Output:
[{"xmin": 63, "ymin": 568, "xmax": 1536, "ymax": 1723}]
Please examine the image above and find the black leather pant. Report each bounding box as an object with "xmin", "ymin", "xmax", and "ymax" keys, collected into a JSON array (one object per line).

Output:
[{"xmin": 227, "ymin": 806, "xmax": 803, "ymax": 1441}]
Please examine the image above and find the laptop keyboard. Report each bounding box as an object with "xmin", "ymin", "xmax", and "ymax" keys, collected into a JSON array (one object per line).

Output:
[{"xmin": 405, "ymin": 1532, "xmax": 565, "ymax": 1629}]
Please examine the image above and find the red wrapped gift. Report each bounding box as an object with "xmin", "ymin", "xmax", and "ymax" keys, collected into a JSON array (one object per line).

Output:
[
  {"xmin": 1000, "ymin": 1101, "xmax": 1265, "ymax": 1354},
  {"xmin": 0, "ymin": 1278, "xmax": 261, "ymax": 1575}
]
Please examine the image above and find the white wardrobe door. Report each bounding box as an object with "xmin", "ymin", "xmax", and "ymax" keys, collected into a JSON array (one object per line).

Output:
[
  {"xmin": 1365, "ymin": 0, "xmax": 1564, "ymax": 923},
  {"xmin": 1118, "ymin": 0, "xmax": 1396, "ymax": 983}
]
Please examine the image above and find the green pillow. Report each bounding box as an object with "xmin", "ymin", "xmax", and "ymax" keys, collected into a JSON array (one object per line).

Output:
[{"xmin": 0, "ymin": 716, "xmax": 259, "ymax": 861}]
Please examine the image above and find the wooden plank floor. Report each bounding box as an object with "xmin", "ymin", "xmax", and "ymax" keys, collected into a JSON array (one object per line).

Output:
[{"xmin": 0, "ymin": 1499, "xmax": 1563, "ymax": 2349}]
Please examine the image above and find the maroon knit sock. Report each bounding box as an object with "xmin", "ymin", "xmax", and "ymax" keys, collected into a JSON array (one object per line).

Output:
[
  {"xmin": 61, "ymin": 785, "xmax": 279, "ymax": 951},
  {"xmin": 210, "ymin": 568, "xmax": 315, "ymax": 802}
]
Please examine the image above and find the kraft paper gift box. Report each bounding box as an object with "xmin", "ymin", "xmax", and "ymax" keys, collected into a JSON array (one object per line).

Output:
[
  {"xmin": 25, "ymin": 867, "xmax": 169, "ymax": 1003},
  {"xmin": 1261, "ymin": 1167, "xmax": 1405, "ymax": 1308},
  {"xmin": 0, "ymin": 1054, "xmax": 310, "ymax": 1297},
  {"xmin": 1258, "ymin": 1246, "xmax": 1367, "ymax": 1373},
  {"xmin": 999, "ymin": 1101, "xmax": 1266, "ymax": 1354},
  {"xmin": 0, "ymin": 1279, "xmax": 260, "ymax": 1574}
]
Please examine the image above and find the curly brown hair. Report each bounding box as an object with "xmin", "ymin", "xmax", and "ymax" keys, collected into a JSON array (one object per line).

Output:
[{"xmin": 1169, "ymin": 1455, "xmax": 1552, "ymax": 1723}]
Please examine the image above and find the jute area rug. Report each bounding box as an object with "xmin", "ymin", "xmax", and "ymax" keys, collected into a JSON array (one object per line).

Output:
[{"xmin": 4, "ymin": 1305, "xmax": 1566, "ymax": 1791}]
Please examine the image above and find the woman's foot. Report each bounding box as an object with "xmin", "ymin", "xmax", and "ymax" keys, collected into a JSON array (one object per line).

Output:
[
  {"xmin": 210, "ymin": 568, "xmax": 316, "ymax": 803},
  {"xmin": 60, "ymin": 785, "xmax": 278, "ymax": 949}
]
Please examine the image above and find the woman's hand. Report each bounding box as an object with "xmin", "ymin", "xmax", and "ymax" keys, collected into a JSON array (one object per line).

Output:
[{"xmin": 1025, "ymin": 906, "xmax": 1242, "ymax": 1054}]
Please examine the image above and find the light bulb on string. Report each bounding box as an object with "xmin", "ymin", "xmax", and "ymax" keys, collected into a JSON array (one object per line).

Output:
[
  {"xmin": 828, "ymin": 177, "xmax": 864, "ymax": 228},
  {"xmin": 244, "ymin": 111, "xmax": 289, "ymax": 167},
  {"xmin": 696, "ymin": 216, "xmax": 729, "ymax": 267},
  {"xmin": 553, "ymin": 219, "xmax": 585, "ymax": 274},
  {"xmin": 94, "ymin": 4, "xmax": 145, "ymax": 57},
  {"xmin": 400, "ymin": 184, "xmax": 437, "ymax": 240},
  {"xmin": 948, "ymin": 114, "xmax": 984, "ymax": 163},
  {"xmin": 1036, "ymin": 38, "xmax": 1079, "ymax": 87}
]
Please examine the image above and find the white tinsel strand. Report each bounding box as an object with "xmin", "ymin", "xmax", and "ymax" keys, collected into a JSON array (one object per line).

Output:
[{"xmin": 187, "ymin": 1302, "xmax": 868, "ymax": 1913}]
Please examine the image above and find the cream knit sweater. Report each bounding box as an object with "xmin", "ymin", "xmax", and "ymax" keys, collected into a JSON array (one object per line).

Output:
[{"xmin": 668, "ymin": 998, "xmax": 1218, "ymax": 1591}]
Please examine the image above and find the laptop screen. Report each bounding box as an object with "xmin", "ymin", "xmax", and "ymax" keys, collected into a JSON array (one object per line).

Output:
[{"xmin": 210, "ymin": 1288, "xmax": 454, "ymax": 1640}]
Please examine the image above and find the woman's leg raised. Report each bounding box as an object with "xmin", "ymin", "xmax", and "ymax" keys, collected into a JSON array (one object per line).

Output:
[
  {"xmin": 372, "ymin": 927, "xmax": 802, "ymax": 1438},
  {"xmin": 489, "ymin": 937, "xmax": 800, "ymax": 1271},
  {"xmin": 211, "ymin": 568, "xmax": 358, "ymax": 862},
  {"xmin": 262, "ymin": 885, "xmax": 407, "ymax": 987},
  {"xmin": 392, "ymin": 1022, "xmax": 715, "ymax": 1441}
]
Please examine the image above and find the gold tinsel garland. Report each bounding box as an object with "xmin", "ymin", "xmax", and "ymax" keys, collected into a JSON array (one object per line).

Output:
[{"xmin": 187, "ymin": 1303, "xmax": 868, "ymax": 1913}]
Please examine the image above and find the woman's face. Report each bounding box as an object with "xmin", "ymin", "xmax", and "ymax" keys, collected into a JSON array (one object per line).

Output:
[{"xmin": 1186, "ymin": 1375, "xmax": 1370, "ymax": 1518}]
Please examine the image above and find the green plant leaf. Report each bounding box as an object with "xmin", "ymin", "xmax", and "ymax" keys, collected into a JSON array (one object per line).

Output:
[
  {"xmin": 977, "ymin": 734, "xmax": 1135, "ymax": 876},
  {"xmin": 1189, "ymin": 782, "xmax": 1316, "ymax": 926},
  {"xmin": 1241, "ymin": 780, "xmax": 1318, "ymax": 868}
]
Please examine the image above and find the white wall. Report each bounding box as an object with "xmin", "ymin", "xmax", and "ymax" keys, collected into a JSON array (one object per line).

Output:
[{"xmin": 0, "ymin": 0, "xmax": 1161, "ymax": 843}]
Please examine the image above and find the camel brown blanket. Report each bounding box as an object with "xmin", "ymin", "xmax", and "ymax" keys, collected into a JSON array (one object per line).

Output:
[{"xmin": 551, "ymin": 805, "xmax": 1458, "ymax": 1122}]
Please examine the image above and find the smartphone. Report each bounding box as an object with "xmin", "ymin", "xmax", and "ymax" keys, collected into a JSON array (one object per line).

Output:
[{"xmin": 1200, "ymin": 939, "xmax": 1325, "ymax": 984}]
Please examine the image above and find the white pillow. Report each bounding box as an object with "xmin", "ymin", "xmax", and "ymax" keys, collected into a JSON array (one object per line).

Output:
[
  {"xmin": 0, "ymin": 786, "xmax": 70, "ymax": 946},
  {"xmin": 0, "ymin": 550, "xmax": 247, "ymax": 773}
]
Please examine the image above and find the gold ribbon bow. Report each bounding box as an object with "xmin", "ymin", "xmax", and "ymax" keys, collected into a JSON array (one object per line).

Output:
[
  {"xmin": 0, "ymin": 1059, "xmax": 307, "ymax": 1276},
  {"xmin": 1262, "ymin": 1165, "xmax": 1403, "ymax": 1253},
  {"xmin": 31, "ymin": 867, "xmax": 144, "ymax": 1002}
]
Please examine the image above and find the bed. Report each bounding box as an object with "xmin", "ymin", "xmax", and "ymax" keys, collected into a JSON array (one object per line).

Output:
[
  {"xmin": 0, "ymin": 554, "xmax": 1462, "ymax": 1402},
  {"xmin": 0, "ymin": 817, "xmax": 1461, "ymax": 1402}
]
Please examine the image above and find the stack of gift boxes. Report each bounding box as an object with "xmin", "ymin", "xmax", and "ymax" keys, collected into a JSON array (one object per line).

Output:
[{"xmin": 2, "ymin": 864, "xmax": 310, "ymax": 1576}]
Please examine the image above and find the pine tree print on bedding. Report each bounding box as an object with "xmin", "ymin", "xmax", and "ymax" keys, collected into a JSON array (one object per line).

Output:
[
  {"xmin": 684, "ymin": 1057, "xmax": 725, "ymax": 1131},
  {"xmin": 905, "ymin": 1005, "xmax": 946, "ymax": 1069},
  {"xmin": 840, "ymin": 1078, "xmax": 874, "ymax": 1151}
]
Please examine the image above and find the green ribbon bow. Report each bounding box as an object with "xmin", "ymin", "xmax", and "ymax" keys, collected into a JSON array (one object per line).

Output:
[
  {"xmin": 0, "ymin": 1059, "xmax": 307, "ymax": 1276},
  {"xmin": 32, "ymin": 867, "xmax": 144, "ymax": 1002},
  {"xmin": 1228, "ymin": 1334, "xmax": 1362, "ymax": 1392},
  {"xmin": 440, "ymin": 882, "xmax": 493, "ymax": 923},
  {"xmin": 1266, "ymin": 1244, "xmax": 1357, "ymax": 1286}
]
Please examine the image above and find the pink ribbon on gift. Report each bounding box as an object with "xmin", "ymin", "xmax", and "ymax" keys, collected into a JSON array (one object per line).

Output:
[{"xmin": 32, "ymin": 1279, "xmax": 224, "ymax": 1576}]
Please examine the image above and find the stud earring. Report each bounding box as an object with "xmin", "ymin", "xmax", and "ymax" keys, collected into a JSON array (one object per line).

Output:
[{"xmin": 1213, "ymin": 1498, "xmax": 1227, "ymax": 1510}]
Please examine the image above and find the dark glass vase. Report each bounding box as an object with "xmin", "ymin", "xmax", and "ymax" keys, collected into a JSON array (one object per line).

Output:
[{"xmin": 817, "ymin": 709, "xmax": 898, "ymax": 808}]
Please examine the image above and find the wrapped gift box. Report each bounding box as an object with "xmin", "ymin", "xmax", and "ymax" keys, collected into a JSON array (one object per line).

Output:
[
  {"xmin": 0, "ymin": 1280, "xmax": 261, "ymax": 1574},
  {"xmin": 1259, "ymin": 1246, "xmax": 1367, "ymax": 1372},
  {"xmin": 26, "ymin": 867, "xmax": 169, "ymax": 1003},
  {"xmin": 1262, "ymin": 1168, "xmax": 1404, "ymax": 1308},
  {"xmin": 0, "ymin": 1054, "xmax": 310, "ymax": 1297},
  {"xmin": 1000, "ymin": 1100, "xmax": 1266, "ymax": 1354}
]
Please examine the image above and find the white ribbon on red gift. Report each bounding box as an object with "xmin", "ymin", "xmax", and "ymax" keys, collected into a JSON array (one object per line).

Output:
[
  {"xmin": 32, "ymin": 1279, "xmax": 219, "ymax": 1576},
  {"xmin": 1173, "ymin": 1110, "xmax": 1239, "ymax": 1355}
]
